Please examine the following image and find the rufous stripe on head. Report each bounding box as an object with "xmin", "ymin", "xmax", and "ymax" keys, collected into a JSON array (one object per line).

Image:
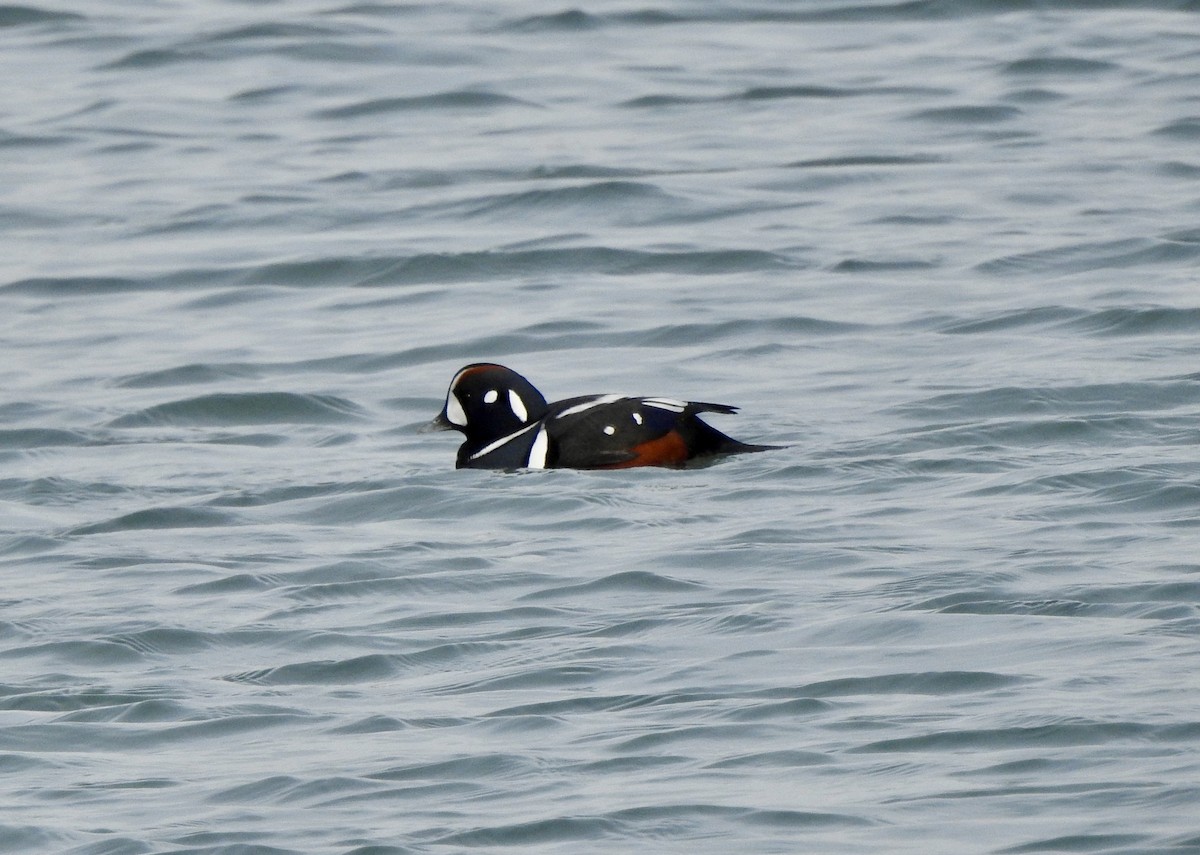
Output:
[{"xmin": 451, "ymin": 363, "xmax": 497, "ymax": 387}]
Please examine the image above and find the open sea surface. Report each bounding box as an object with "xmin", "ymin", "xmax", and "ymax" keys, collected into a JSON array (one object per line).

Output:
[{"xmin": 3, "ymin": 1, "xmax": 1200, "ymax": 853}]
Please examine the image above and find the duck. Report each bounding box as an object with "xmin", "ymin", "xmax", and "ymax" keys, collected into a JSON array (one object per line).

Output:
[{"xmin": 426, "ymin": 362, "xmax": 776, "ymax": 469}]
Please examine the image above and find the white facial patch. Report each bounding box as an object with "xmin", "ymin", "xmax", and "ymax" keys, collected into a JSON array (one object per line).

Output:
[
  {"xmin": 508, "ymin": 389, "xmax": 528, "ymax": 422},
  {"xmin": 603, "ymin": 425, "xmax": 616, "ymax": 436},
  {"xmin": 632, "ymin": 412, "xmax": 643, "ymax": 425},
  {"xmin": 445, "ymin": 392, "xmax": 468, "ymax": 426},
  {"xmin": 484, "ymin": 389, "xmax": 499, "ymax": 404}
]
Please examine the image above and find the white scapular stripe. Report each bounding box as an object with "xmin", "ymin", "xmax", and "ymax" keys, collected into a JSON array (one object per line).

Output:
[{"xmin": 555, "ymin": 394, "xmax": 624, "ymax": 419}]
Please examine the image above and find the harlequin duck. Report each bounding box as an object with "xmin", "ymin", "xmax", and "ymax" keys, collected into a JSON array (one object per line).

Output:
[{"xmin": 426, "ymin": 362, "xmax": 776, "ymax": 470}]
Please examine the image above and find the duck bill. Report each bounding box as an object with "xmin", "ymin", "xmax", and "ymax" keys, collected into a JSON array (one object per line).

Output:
[{"xmin": 419, "ymin": 412, "xmax": 457, "ymax": 433}]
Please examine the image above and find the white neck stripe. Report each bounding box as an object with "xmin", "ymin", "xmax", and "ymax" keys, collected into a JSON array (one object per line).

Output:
[
  {"xmin": 469, "ymin": 422, "xmax": 538, "ymax": 461},
  {"xmin": 527, "ymin": 425, "xmax": 550, "ymax": 469}
]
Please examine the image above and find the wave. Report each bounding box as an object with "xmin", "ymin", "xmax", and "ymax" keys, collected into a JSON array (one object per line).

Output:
[
  {"xmin": 98, "ymin": 18, "xmax": 388, "ymax": 70},
  {"xmin": 978, "ymin": 234, "xmax": 1200, "ymax": 275},
  {"xmin": 623, "ymin": 84, "xmax": 946, "ymax": 109},
  {"xmin": 1002, "ymin": 56, "xmax": 1120, "ymax": 76},
  {"xmin": 313, "ymin": 90, "xmax": 535, "ymax": 119},
  {"xmin": 895, "ymin": 379, "xmax": 1200, "ymax": 421},
  {"xmin": 108, "ymin": 392, "xmax": 364, "ymax": 427},
  {"xmin": 909, "ymin": 104, "xmax": 1022, "ymax": 124},
  {"xmin": 115, "ymin": 363, "xmax": 263, "ymax": 388},
  {"xmin": 435, "ymin": 805, "xmax": 867, "ymax": 848},
  {"xmin": 935, "ymin": 305, "xmax": 1086, "ymax": 334},
  {"xmin": 225, "ymin": 653, "xmax": 403, "ymax": 685},
  {"xmin": 0, "ymin": 5, "xmax": 84, "ymax": 27},
  {"xmin": 1154, "ymin": 117, "xmax": 1200, "ymax": 140},
  {"xmin": 4, "ymin": 245, "xmax": 801, "ymax": 294},
  {"xmin": 70, "ymin": 506, "xmax": 237, "ymax": 535},
  {"xmin": 0, "ymin": 428, "xmax": 90, "ymax": 449},
  {"xmin": 852, "ymin": 719, "xmax": 1200, "ymax": 753},
  {"xmin": 453, "ymin": 180, "xmax": 675, "ymax": 218},
  {"xmin": 788, "ymin": 154, "xmax": 944, "ymax": 168},
  {"xmin": 1066, "ymin": 305, "xmax": 1200, "ymax": 336},
  {"xmin": 0, "ymin": 129, "xmax": 74, "ymax": 148},
  {"xmin": 1, "ymin": 275, "xmax": 149, "ymax": 295},
  {"xmin": 934, "ymin": 304, "xmax": 1200, "ymax": 337},
  {"xmin": 502, "ymin": 0, "xmax": 1200, "ymax": 29}
]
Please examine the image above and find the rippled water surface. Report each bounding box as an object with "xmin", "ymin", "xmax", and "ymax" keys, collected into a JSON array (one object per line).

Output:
[{"xmin": 4, "ymin": 2, "xmax": 1200, "ymax": 853}]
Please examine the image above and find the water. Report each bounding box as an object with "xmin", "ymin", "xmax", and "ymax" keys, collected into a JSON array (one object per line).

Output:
[{"xmin": 3, "ymin": 2, "xmax": 1200, "ymax": 853}]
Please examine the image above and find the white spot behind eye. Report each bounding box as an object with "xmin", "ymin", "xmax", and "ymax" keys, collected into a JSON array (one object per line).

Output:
[
  {"xmin": 446, "ymin": 393, "xmax": 467, "ymax": 426},
  {"xmin": 603, "ymin": 425, "xmax": 616, "ymax": 435},
  {"xmin": 632, "ymin": 412, "xmax": 643, "ymax": 425},
  {"xmin": 484, "ymin": 389, "xmax": 499, "ymax": 404},
  {"xmin": 509, "ymin": 389, "xmax": 528, "ymax": 422}
]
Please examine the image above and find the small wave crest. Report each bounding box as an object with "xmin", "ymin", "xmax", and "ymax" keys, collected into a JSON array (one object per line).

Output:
[{"xmin": 108, "ymin": 392, "xmax": 364, "ymax": 427}]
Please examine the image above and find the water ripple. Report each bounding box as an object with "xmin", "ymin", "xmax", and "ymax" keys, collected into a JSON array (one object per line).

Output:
[
  {"xmin": 313, "ymin": 90, "xmax": 536, "ymax": 119},
  {"xmin": 4, "ymin": 3, "xmax": 1200, "ymax": 854},
  {"xmin": 108, "ymin": 392, "xmax": 365, "ymax": 427}
]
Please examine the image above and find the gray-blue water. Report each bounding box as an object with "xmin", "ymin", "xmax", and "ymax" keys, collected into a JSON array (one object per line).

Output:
[{"xmin": 3, "ymin": 2, "xmax": 1200, "ymax": 853}]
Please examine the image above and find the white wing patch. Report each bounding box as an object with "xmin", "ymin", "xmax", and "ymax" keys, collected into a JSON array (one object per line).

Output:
[
  {"xmin": 642, "ymin": 397, "xmax": 687, "ymax": 413},
  {"xmin": 555, "ymin": 394, "xmax": 624, "ymax": 419},
  {"xmin": 508, "ymin": 389, "xmax": 528, "ymax": 422}
]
